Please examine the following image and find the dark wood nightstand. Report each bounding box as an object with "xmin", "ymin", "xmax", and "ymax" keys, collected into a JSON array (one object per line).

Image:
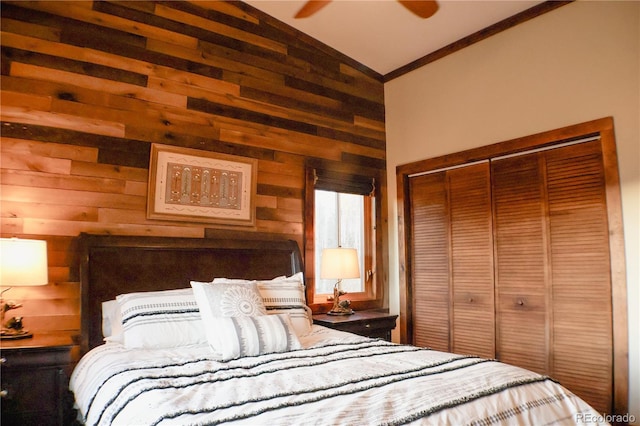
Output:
[
  {"xmin": 313, "ymin": 310, "xmax": 398, "ymax": 341},
  {"xmin": 1, "ymin": 332, "xmax": 77, "ymax": 426}
]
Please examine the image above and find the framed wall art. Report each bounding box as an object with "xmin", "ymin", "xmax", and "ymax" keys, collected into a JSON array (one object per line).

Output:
[{"xmin": 147, "ymin": 144, "xmax": 257, "ymax": 226}]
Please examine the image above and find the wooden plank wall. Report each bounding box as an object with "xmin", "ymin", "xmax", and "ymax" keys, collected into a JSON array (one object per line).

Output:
[{"xmin": 0, "ymin": 0, "xmax": 387, "ymax": 334}]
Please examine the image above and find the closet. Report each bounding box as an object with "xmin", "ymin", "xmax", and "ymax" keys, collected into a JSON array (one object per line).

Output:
[{"xmin": 397, "ymin": 118, "xmax": 627, "ymax": 416}]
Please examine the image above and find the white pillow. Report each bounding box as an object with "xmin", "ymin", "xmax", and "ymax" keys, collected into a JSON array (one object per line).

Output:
[
  {"xmin": 204, "ymin": 314, "xmax": 302, "ymax": 360},
  {"xmin": 101, "ymin": 300, "xmax": 124, "ymax": 343},
  {"xmin": 116, "ymin": 288, "xmax": 206, "ymax": 349},
  {"xmin": 213, "ymin": 272, "xmax": 312, "ymax": 336},
  {"xmin": 190, "ymin": 281, "xmax": 267, "ymax": 349},
  {"xmin": 190, "ymin": 281, "xmax": 266, "ymax": 317},
  {"xmin": 256, "ymin": 274, "xmax": 312, "ymax": 336}
]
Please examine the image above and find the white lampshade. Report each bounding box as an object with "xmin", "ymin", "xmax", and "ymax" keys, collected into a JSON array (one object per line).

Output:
[
  {"xmin": 0, "ymin": 238, "xmax": 49, "ymax": 287},
  {"xmin": 320, "ymin": 248, "xmax": 360, "ymax": 280}
]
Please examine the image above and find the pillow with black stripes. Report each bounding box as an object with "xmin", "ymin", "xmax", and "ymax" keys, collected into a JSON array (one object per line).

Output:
[
  {"xmin": 116, "ymin": 288, "xmax": 207, "ymax": 349},
  {"xmin": 202, "ymin": 313, "xmax": 302, "ymax": 360}
]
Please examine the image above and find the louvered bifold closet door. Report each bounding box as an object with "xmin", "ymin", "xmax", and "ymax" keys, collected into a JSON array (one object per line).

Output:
[
  {"xmin": 409, "ymin": 171, "xmax": 450, "ymax": 351},
  {"xmin": 492, "ymin": 153, "xmax": 550, "ymax": 375},
  {"xmin": 448, "ymin": 164, "xmax": 495, "ymax": 359},
  {"xmin": 409, "ymin": 163, "xmax": 494, "ymax": 356},
  {"xmin": 546, "ymin": 140, "xmax": 612, "ymax": 414},
  {"xmin": 492, "ymin": 141, "xmax": 613, "ymax": 414}
]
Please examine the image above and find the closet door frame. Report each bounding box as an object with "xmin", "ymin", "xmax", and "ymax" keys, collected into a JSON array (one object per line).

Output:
[{"xmin": 396, "ymin": 116, "xmax": 628, "ymax": 414}]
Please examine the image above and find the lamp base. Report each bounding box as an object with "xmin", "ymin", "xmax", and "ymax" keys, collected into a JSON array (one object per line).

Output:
[
  {"xmin": 0, "ymin": 328, "xmax": 33, "ymax": 340},
  {"xmin": 327, "ymin": 307, "xmax": 354, "ymax": 316}
]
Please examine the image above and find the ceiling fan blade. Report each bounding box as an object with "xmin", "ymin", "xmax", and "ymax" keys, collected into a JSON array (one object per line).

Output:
[
  {"xmin": 397, "ymin": 0, "xmax": 439, "ymax": 19},
  {"xmin": 295, "ymin": 1, "xmax": 332, "ymax": 19}
]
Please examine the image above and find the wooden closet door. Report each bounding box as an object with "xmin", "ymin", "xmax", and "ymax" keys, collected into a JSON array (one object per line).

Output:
[
  {"xmin": 492, "ymin": 141, "xmax": 613, "ymax": 413},
  {"xmin": 399, "ymin": 118, "xmax": 626, "ymax": 416},
  {"xmin": 448, "ymin": 164, "xmax": 495, "ymax": 358},
  {"xmin": 546, "ymin": 140, "xmax": 612, "ymax": 413},
  {"xmin": 409, "ymin": 171, "xmax": 450, "ymax": 351},
  {"xmin": 492, "ymin": 153, "xmax": 550, "ymax": 375},
  {"xmin": 409, "ymin": 163, "xmax": 494, "ymax": 357}
]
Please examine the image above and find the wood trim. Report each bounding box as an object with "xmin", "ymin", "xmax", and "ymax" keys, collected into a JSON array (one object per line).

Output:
[
  {"xmin": 600, "ymin": 123, "xmax": 629, "ymax": 416},
  {"xmin": 375, "ymin": 172, "xmax": 390, "ymax": 310},
  {"xmin": 396, "ymin": 117, "xmax": 611, "ymax": 177},
  {"xmin": 396, "ymin": 167, "xmax": 411, "ymax": 343},
  {"xmin": 540, "ymin": 154, "xmax": 553, "ymax": 377},
  {"xmin": 304, "ymin": 163, "xmax": 386, "ymax": 313},
  {"xmin": 304, "ymin": 166, "xmax": 317, "ymax": 309},
  {"xmin": 396, "ymin": 116, "xmax": 628, "ymax": 414},
  {"xmin": 384, "ymin": 1, "xmax": 573, "ymax": 82},
  {"xmin": 446, "ymin": 171, "xmax": 454, "ymax": 352}
]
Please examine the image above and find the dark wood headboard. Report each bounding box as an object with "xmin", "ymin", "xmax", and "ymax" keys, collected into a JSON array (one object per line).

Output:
[{"xmin": 78, "ymin": 233, "xmax": 303, "ymax": 354}]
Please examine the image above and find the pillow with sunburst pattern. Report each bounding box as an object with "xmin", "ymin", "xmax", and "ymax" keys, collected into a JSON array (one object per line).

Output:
[{"xmin": 191, "ymin": 281, "xmax": 267, "ymax": 318}]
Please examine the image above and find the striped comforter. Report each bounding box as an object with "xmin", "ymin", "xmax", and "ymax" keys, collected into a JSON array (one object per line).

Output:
[{"xmin": 70, "ymin": 326, "xmax": 606, "ymax": 426}]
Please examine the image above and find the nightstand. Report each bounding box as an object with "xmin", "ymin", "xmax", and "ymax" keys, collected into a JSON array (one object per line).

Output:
[
  {"xmin": 313, "ymin": 310, "xmax": 398, "ymax": 341},
  {"xmin": 1, "ymin": 332, "xmax": 77, "ymax": 426}
]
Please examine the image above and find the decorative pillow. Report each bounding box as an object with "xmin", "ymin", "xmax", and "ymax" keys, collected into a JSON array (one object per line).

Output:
[
  {"xmin": 116, "ymin": 288, "xmax": 206, "ymax": 349},
  {"xmin": 212, "ymin": 273, "xmax": 312, "ymax": 336},
  {"xmin": 190, "ymin": 281, "xmax": 267, "ymax": 350},
  {"xmin": 204, "ymin": 314, "xmax": 302, "ymax": 360},
  {"xmin": 101, "ymin": 300, "xmax": 124, "ymax": 343},
  {"xmin": 190, "ymin": 281, "xmax": 267, "ymax": 317},
  {"xmin": 256, "ymin": 274, "xmax": 312, "ymax": 336}
]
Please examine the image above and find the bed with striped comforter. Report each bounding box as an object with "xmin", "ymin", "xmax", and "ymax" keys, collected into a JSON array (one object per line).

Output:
[{"xmin": 70, "ymin": 326, "xmax": 606, "ymax": 426}]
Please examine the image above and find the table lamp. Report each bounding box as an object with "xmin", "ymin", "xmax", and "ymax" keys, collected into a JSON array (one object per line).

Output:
[
  {"xmin": 0, "ymin": 238, "xmax": 49, "ymax": 339},
  {"xmin": 320, "ymin": 247, "xmax": 360, "ymax": 315}
]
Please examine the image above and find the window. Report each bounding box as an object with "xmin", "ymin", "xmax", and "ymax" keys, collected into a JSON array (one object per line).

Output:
[
  {"xmin": 305, "ymin": 165, "xmax": 381, "ymax": 310},
  {"xmin": 314, "ymin": 190, "xmax": 373, "ymax": 295}
]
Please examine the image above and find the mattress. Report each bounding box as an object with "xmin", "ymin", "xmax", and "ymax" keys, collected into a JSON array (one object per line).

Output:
[{"xmin": 70, "ymin": 325, "xmax": 607, "ymax": 426}]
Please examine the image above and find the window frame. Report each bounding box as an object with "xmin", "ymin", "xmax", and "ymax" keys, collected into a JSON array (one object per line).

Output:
[
  {"xmin": 313, "ymin": 190, "xmax": 374, "ymax": 300},
  {"xmin": 304, "ymin": 164, "xmax": 384, "ymax": 313}
]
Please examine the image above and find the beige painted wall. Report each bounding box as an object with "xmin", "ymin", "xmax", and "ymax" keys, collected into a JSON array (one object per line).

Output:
[{"xmin": 385, "ymin": 0, "xmax": 639, "ymax": 421}]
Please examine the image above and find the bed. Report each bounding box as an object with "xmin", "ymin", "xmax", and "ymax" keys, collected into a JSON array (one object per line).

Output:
[{"xmin": 70, "ymin": 233, "xmax": 608, "ymax": 425}]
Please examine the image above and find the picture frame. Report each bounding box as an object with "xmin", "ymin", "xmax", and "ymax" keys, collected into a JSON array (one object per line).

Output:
[{"xmin": 147, "ymin": 144, "xmax": 257, "ymax": 226}]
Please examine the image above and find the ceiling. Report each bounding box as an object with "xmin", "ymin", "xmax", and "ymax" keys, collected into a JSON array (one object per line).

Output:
[{"xmin": 244, "ymin": 0, "xmax": 545, "ymax": 76}]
